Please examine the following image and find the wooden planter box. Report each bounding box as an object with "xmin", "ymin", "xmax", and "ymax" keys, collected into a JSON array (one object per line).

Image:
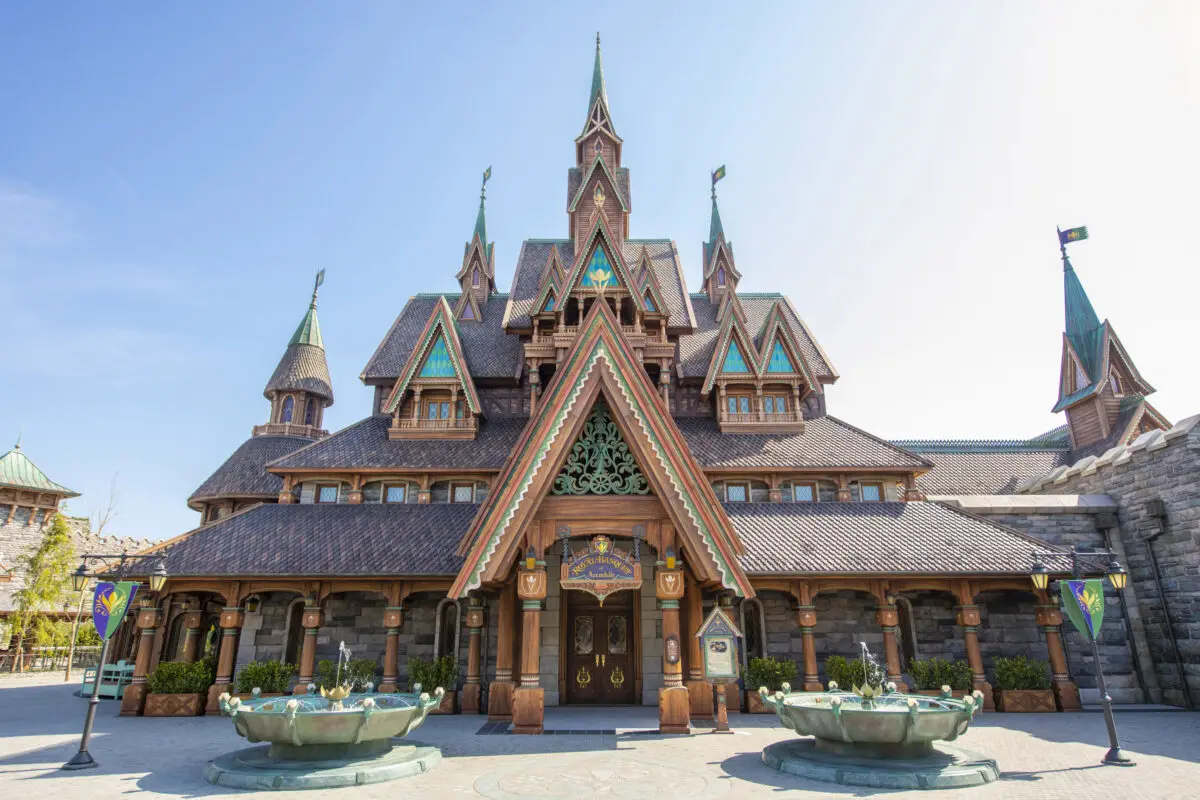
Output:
[
  {"xmin": 995, "ymin": 689, "xmax": 1056, "ymax": 712},
  {"xmin": 144, "ymin": 692, "xmax": 205, "ymax": 717},
  {"xmin": 744, "ymin": 690, "xmax": 773, "ymax": 714},
  {"xmin": 429, "ymin": 689, "xmax": 456, "ymax": 715}
]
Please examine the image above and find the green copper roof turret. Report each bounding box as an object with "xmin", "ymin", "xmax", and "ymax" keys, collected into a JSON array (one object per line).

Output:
[
  {"xmin": 588, "ymin": 33, "xmax": 613, "ymax": 131},
  {"xmin": 1063, "ymin": 254, "xmax": 1102, "ymax": 381},
  {"xmin": 267, "ymin": 271, "xmax": 333, "ymax": 403},
  {"xmin": 289, "ymin": 270, "xmax": 325, "ymax": 349},
  {"xmin": 474, "ymin": 186, "xmax": 488, "ymax": 247},
  {"xmin": 0, "ymin": 442, "xmax": 78, "ymax": 496},
  {"xmin": 709, "ymin": 194, "xmax": 725, "ymax": 249}
]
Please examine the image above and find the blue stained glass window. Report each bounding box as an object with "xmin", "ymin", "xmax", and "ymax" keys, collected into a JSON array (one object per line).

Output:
[
  {"xmin": 581, "ymin": 247, "xmax": 618, "ymax": 288},
  {"xmin": 643, "ymin": 293, "xmax": 656, "ymax": 312},
  {"xmin": 767, "ymin": 341, "xmax": 796, "ymax": 373},
  {"xmin": 722, "ymin": 340, "xmax": 750, "ymax": 373},
  {"xmin": 726, "ymin": 397, "xmax": 737, "ymax": 415},
  {"xmin": 725, "ymin": 484, "xmax": 748, "ymax": 503},
  {"xmin": 543, "ymin": 294, "xmax": 555, "ymax": 312},
  {"xmin": 418, "ymin": 335, "xmax": 456, "ymax": 378},
  {"xmin": 281, "ymin": 396, "xmax": 294, "ymax": 423},
  {"xmin": 385, "ymin": 485, "xmax": 406, "ymax": 504}
]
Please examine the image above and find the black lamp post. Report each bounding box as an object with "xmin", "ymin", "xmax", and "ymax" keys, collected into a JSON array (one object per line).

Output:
[
  {"xmin": 61, "ymin": 554, "xmax": 167, "ymax": 772},
  {"xmin": 1030, "ymin": 546, "xmax": 1134, "ymax": 767}
]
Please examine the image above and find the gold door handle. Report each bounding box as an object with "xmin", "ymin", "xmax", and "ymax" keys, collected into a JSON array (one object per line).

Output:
[
  {"xmin": 595, "ymin": 654, "xmax": 599, "ymax": 666},
  {"xmin": 602, "ymin": 654, "xmax": 606, "ymax": 666}
]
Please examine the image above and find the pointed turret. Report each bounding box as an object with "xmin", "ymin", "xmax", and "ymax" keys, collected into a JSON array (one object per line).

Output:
[
  {"xmin": 586, "ymin": 32, "xmax": 613, "ymax": 134},
  {"xmin": 457, "ymin": 167, "xmax": 496, "ymax": 310},
  {"xmin": 0, "ymin": 441, "xmax": 77, "ymax": 498},
  {"xmin": 262, "ymin": 271, "xmax": 334, "ymax": 435},
  {"xmin": 1051, "ymin": 240, "xmax": 1163, "ymax": 452},
  {"xmin": 703, "ymin": 166, "xmax": 740, "ymax": 304}
]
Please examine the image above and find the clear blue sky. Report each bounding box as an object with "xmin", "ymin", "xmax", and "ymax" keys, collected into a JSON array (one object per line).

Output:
[{"xmin": 2, "ymin": 2, "xmax": 1196, "ymax": 541}]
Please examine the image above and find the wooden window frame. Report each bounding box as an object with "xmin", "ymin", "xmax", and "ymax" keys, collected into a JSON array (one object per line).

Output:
[
  {"xmin": 383, "ymin": 484, "xmax": 407, "ymax": 504},
  {"xmin": 791, "ymin": 482, "xmax": 816, "ymax": 503},
  {"xmin": 315, "ymin": 484, "xmax": 340, "ymax": 505},
  {"xmin": 724, "ymin": 482, "xmax": 750, "ymax": 503},
  {"xmin": 855, "ymin": 481, "xmax": 884, "ymax": 502}
]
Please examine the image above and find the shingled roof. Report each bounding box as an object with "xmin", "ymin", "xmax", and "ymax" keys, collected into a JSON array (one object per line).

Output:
[
  {"xmin": 188, "ymin": 435, "xmax": 312, "ymax": 508},
  {"xmin": 911, "ymin": 451, "xmax": 1071, "ymax": 494},
  {"xmin": 680, "ymin": 294, "xmax": 835, "ymax": 382},
  {"xmin": 265, "ymin": 343, "xmax": 333, "ymax": 401},
  {"xmin": 147, "ymin": 504, "xmax": 473, "ymax": 577},
  {"xmin": 361, "ymin": 294, "xmax": 523, "ymax": 382},
  {"xmin": 268, "ymin": 416, "xmax": 528, "ymax": 471},
  {"xmin": 677, "ymin": 417, "xmax": 931, "ymax": 470},
  {"xmin": 728, "ymin": 501, "xmax": 1071, "ymax": 575},
  {"xmin": 503, "ymin": 239, "xmax": 695, "ymax": 330},
  {"xmin": 0, "ymin": 444, "xmax": 77, "ymax": 496}
]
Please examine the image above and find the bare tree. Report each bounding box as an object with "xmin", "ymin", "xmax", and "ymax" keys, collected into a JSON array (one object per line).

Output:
[{"xmin": 64, "ymin": 475, "xmax": 120, "ymax": 682}]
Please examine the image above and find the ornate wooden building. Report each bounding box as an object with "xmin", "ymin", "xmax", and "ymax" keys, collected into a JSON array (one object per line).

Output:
[{"xmin": 122, "ymin": 37, "xmax": 1178, "ymax": 729}]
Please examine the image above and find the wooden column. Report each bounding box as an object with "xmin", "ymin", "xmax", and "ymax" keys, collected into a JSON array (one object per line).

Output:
[
  {"xmin": 293, "ymin": 604, "xmax": 323, "ymax": 693},
  {"xmin": 206, "ymin": 606, "xmax": 244, "ymax": 713},
  {"xmin": 876, "ymin": 602, "xmax": 907, "ymax": 691},
  {"xmin": 119, "ymin": 600, "xmax": 162, "ymax": 716},
  {"xmin": 797, "ymin": 604, "xmax": 823, "ymax": 691},
  {"xmin": 512, "ymin": 561, "xmax": 546, "ymax": 734},
  {"xmin": 488, "ymin": 581, "xmax": 516, "ymax": 720},
  {"xmin": 835, "ymin": 474, "xmax": 851, "ymax": 502},
  {"xmin": 683, "ymin": 572, "xmax": 713, "ymax": 719},
  {"xmin": 180, "ymin": 609, "xmax": 204, "ymax": 664},
  {"xmin": 903, "ymin": 474, "xmax": 925, "ymax": 501},
  {"xmin": 956, "ymin": 600, "xmax": 994, "ymax": 710},
  {"xmin": 656, "ymin": 565, "xmax": 689, "ymax": 733},
  {"xmin": 380, "ymin": 605, "xmax": 403, "ymax": 693},
  {"xmin": 462, "ymin": 596, "xmax": 484, "ymax": 713},
  {"xmin": 1037, "ymin": 596, "xmax": 1082, "ymax": 711}
]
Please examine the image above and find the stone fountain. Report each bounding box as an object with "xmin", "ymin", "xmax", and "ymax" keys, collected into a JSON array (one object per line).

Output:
[
  {"xmin": 205, "ymin": 644, "xmax": 443, "ymax": 790},
  {"xmin": 759, "ymin": 646, "xmax": 999, "ymax": 790}
]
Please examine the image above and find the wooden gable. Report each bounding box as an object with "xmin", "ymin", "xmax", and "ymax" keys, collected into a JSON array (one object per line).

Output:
[
  {"xmin": 383, "ymin": 297, "xmax": 481, "ymax": 415},
  {"xmin": 702, "ymin": 312, "xmax": 761, "ymax": 396},
  {"xmin": 449, "ymin": 300, "xmax": 751, "ymax": 599}
]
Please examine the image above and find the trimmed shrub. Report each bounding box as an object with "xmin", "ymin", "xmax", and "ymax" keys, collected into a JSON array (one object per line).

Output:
[
  {"xmin": 745, "ymin": 657, "xmax": 797, "ymax": 691},
  {"xmin": 147, "ymin": 658, "xmax": 216, "ymax": 694},
  {"xmin": 235, "ymin": 660, "xmax": 297, "ymax": 694},
  {"xmin": 908, "ymin": 658, "xmax": 975, "ymax": 691},
  {"xmin": 825, "ymin": 655, "xmax": 868, "ymax": 689},
  {"xmin": 408, "ymin": 655, "xmax": 458, "ymax": 693},
  {"xmin": 992, "ymin": 656, "xmax": 1051, "ymax": 690}
]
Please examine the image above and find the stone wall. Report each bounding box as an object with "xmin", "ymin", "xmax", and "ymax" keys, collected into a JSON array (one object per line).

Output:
[{"xmin": 1028, "ymin": 417, "xmax": 1200, "ymax": 707}]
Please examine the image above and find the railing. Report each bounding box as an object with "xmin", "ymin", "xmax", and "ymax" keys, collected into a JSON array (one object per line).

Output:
[
  {"xmin": 391, "ymin": 417, "xmax": 477, "ymax": 431},
  {"xmin": 719, "ymin": 411, "xmax": 804, "ymax": 425},
  {"xmin": 252, "ymin": 422, "xmax": 328, "ymax": 438},
  {"xmin": 0, "ymin": 646, "xmax": 102, "ymax": 675}
]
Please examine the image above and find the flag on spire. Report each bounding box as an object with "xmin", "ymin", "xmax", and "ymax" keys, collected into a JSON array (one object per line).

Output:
[
  {"xmin": 482, "ymin": 165, "xmax": 492, "ymax": 187},
  {"xmin": 712, "ymin": 164, "xmax": 727, "ymax": 186},
  {"xmin": 1058, "ymin": 226, "xmax": 1089, "ymax": 248}
]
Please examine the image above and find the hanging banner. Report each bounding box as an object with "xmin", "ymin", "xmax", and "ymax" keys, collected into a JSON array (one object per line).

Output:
[
  {"xmin": 92, "ymin": 581, "xmax": 140, "ymax": 641},
  {"xmin": 1060, "ymin": 579, "xmax": 1106, "ymax": 641}
]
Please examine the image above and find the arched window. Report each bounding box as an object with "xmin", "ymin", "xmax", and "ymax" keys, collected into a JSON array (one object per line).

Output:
[
  {"xmin": 281, "ymin": 396, "xmax": 294, "ymax": 423},
  {"xmin": 594, "ymin": 138, "xmax": 603, "ymax": 156},
  {"xmin": 304, "ymin": 398, "xmax": 315, "ymax": 426},
  {"xmin": 472, "ymin": 268, "xmax": 480, "ymax": 287},
  {"xmin": 717, "ymin": 266, "xmax": 726, "ymax": 288}
]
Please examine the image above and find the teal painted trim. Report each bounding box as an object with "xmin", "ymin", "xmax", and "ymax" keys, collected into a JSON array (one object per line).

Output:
[
  {"xmin": 722, "ymin": 340, "xmax": 750, "ymax": 373},
  {"xmin": 766, "ymin": 341, "xmax": 796, "ymax": 373}
]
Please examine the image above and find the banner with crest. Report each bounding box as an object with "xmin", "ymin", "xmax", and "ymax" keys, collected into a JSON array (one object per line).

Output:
[
  {"xmin": 1060, "ymin": 579, "xmax": 1106, "ymax": 641},
  {"xmin": 92, "ymin": 581, "xmax": 140, "ymax": 641}
]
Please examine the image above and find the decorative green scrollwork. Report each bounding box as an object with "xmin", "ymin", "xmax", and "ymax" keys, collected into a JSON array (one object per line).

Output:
[{"xmin": 552, "ymin": 402, "xmax": 650, "ymax": 496}]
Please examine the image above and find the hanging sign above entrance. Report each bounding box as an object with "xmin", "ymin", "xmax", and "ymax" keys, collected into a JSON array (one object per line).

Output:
[{"xmin": 560, "ymin": 535, "xmax": 642, "ymax": 604}]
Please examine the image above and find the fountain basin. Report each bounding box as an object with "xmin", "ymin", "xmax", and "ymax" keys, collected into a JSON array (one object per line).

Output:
[
  {"xmin": 205, "ymin": 688, "xmax": 444, "ymax": 790},
  {"xmin": 761, "ymin": 685, "xmax": 982, "ymax": 759}
]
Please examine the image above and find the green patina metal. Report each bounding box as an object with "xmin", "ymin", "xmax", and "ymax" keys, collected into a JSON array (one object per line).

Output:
[
  {"xmin": 552, "ymin": 402, "xmax": 649, "ymax": 496},
  {"xmin": 0, "ymin": 444, "xmax": 76, "ymax": 495}
]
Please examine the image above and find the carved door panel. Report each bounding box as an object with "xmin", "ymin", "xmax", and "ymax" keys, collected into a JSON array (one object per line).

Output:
[{"xmin": 565, "ymin": 603, "xmax": 636, "ymax": 704}]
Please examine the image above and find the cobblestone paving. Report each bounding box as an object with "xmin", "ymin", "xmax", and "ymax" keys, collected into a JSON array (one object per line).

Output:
[{"xmin": 2, "ymin": 673, "xmax": 1198, "ymax": 799}]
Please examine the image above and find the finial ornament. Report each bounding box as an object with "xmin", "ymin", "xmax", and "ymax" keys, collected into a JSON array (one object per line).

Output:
[
  {"xmin": 481, "ymin": 165, "xmax": 492, "ymax": 199},
  {"xmin": 1056, "ymin": 225, "xmax": 1089, "ymax": 262},
  {"xmin": 14, "ymin": 427, "xmax": 21, "ymax": 450},
  {"xmin": 311, "ymin": 269, "xmax": 325, "ymax": 306}
]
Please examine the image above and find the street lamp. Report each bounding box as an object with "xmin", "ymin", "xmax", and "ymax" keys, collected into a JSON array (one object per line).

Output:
[
  {"xmin": 62, "ymin": 553, "xmax": 168, "ymax": 772},
  {"xmin": 1028, "ymin": 546, "xmax": 1134, "ymax": 767}
]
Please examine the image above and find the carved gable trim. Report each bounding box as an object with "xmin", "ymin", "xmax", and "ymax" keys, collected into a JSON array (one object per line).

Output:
[{"xmin": 383, "ymin": 297, "xmax": 481, "ymax": 415}]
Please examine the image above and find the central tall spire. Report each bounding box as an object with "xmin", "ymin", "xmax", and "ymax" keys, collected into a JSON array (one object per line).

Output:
[{"xmin": 588, "ymin": 32, "xmax": 611, "ymax": 129}]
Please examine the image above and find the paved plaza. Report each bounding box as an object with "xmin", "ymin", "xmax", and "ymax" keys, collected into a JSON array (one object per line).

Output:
[{"xmin": 1, "ymin": 673, "xmax": 1198, "ymax": 799}]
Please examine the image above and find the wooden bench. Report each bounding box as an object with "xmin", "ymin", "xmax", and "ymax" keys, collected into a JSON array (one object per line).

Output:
[{"xmin": 79, "ymin": 660, "xmax": 135, "ymax": 699}]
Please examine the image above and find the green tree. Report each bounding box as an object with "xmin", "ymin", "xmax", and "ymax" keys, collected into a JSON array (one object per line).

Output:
[{"xmin": 9, "ymin": 513, "xmax": 75, "ymax": 671}]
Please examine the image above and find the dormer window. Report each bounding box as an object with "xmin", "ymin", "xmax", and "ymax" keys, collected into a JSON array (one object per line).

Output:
[
  {"xmin": 1110, "ymin": 374, "xmax": 1123, "ymax": 395},
  {"xmin": 726, "ymin": 395, "xmax": 751, "ymax": 416},
  {"xmin": 763, "ymin": 395, "xmax": 788, "ymax": 415},
  {"xmin": 451, "ymin": 483, "xmax": 475, "ymax": 503},
  {"xmin": 792, "ymin": 482, "xmax": 816, "ymax": 502},
  {"xmin": 460, "ymin": 302, "xmax": 475, "ymax": 320},
  {"xmin": 717, "ymin": 267, "xmax": 726, "ymax": 288},
  {"xmin": 304, "ymin": 398, "xmax": 315, "ymax": 426},
  {"xmin": 724, "ymin": 482, "xmax": 749, "ymax": 503},
  {"xmin": 850, "ymin": 481, "xmax": 884, "ymax": 502},
  {"xmin": 425, "ymin": 399, "xmax": 451, "ymax": 420},
  {"xmin": 281, "ymin": 396, "xmax": 294, "ymax": 423},
  {"xmin": 384, "ymin": 484, "xmax": 407, "ymax": 504},
  {"xmin": 315, "ymin": 484, "xmax": 339, "ymax": 504}
]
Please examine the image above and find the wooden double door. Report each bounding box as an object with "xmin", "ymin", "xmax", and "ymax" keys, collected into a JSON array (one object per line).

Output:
[{"xmin": 564, "ymin": 594, "xmax": 636, "ymax": 704}]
